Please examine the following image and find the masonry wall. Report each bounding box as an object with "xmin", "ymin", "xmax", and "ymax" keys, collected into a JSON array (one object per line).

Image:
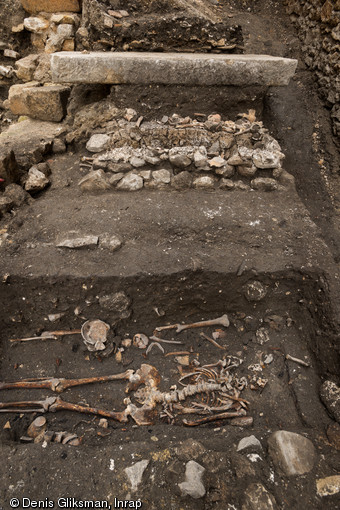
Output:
[{"xmin": 284, "ymin": 0, "xmax": 340, "ymax": 142}]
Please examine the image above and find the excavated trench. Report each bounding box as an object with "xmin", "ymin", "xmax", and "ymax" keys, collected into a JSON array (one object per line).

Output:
[{"xmin": 0, "ymin": 269, "xmax": 338, "ymax": 448}]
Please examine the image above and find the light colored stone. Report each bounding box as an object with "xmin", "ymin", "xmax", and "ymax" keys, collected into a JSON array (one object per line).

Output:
[
  {"xmin": 8, "ymin": 83, "xmax": 70, "ymax": 122},
  {"xmin": 100, "ymin": 234, "xmax": 122, "ymax": 252},
  {"xmin": 0, "ymin": 65, "xmax": 14, "ymax": 78},
  {"xmin": 139, "ymin": 170, "xmax": 151, "ymax": 181},
  {"xmin": 215, "ymin": 164, "xmax": 234, "ymax": 177},
  {"xmin": 219, "ymin": 178, "xmax": 234, "ymax": 190},
  {"xmin": 125, "ymin": 459, "xmax": 149, "ymax": 492},
  {"xmin": 144, "ymin": 155, "xmax": 160, "ymax": 166},
  {"xmin": 238, "ymin": 165, "xmax": 257, "ymax": 177},
  {"xmin": 45, "ymin": 33, "xmax": 64, "ymax": 54},
  {"xmin": 194, "ymin": 147, "xmax": 208, "ymax": 168},
  {"xmin": 86, "ymin": 134, "xmax": 110, "ymax": 153},
  {"xmin": 209, "ymin": 156, "xmax": 226, "ymax": 168},
  {"xmin": 130, "ymin": 156, "xmax": 145, "ymax": 168},
  {"xmin": 51, "ymin": 52, "xmax": 298, "ymax": 86},
  {"xmin": 316, "ymin": 475, "xmax": 340, "ymax": 497},
  {"xmin": 12, "ymin": 23, "xmax": 25, "ymax": 33},
  {"xmin": 237, "ymin": 435, "xmax": 262, "ymax": 452},
  {"xmin": 78, "ymin": 170, "xmax": 111, "ymax": 192},
  {"xmin": 31, "ymin": 32, "xmax": 47, "ymax": 51},
  {"xmin": 116, "ymin": 173, "xmax": 143, "ymax": 191},
  {"xmin": 193, "ymin": 176, "xmax": 216, "ymax": 189},
  {"xmin": 15, "ymin": 54, "xmax": 39, "ymax": 82},
  {"xmin": 24, "ymin": 17, "xmax": 49, "ymax": 33},
  {"xmin": 108, "ymin": 172, "xmax": 124, "ymax": 186},
  {"xmin": 152, "ymin": 169, "xmax": 171, "ymax": 184},
  {"xmin": 4, "ymin": 49, "xmax": 20, "ymax": 59},
  {"xmin": 320, "ymin": 380, "xmax": 340, "ymax": 423},
  {"xmin": 56, "ymin": 234, "xmax": 99, "ymax": 249},
  {"xmin": 169, "ymin": 149, "xmax": 192, "ymax": 168},
  {"xmin": 50, "ymin": 13, "xmax": 79, "ymax": 25},
  {"xmin": 268, "ymin": 430, "xmax": 315, "ymax": 476},
  {"xmin": 242, "ymin": 483, "xmax": 276, "ymax": 510},
  {"xmin": 24, "ymin": 166, "xmax": 50, "ymax": 192},
  {"xmin": 57, "ymin": 24, "xmax": 74, "ymax": 39},
  {"xmin": 178, "ymin": 460, "xmax": 206, "ymax": 499},
  {"xmin": 20, "ymin": 0, "xmax": 81, "ymax": 13},
  {"xmin": 251, "ymin": 177, "xmax": 278, "ymax": 191},
  {"xmin": 227, "ymin": 153, "xmax": 244, "ymax": 166},
  {"xmin": 252, "ymin": 149, "xmax": 283, "ymax": 169}
]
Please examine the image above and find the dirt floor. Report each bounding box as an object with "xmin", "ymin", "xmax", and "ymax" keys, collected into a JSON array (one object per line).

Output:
[{"xmin": 1, "ymin": 0, "xmax": 340, "ymax": 509}]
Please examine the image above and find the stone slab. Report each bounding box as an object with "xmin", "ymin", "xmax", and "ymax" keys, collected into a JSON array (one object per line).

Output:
[
  {"xmin": 20, "ymin": 0, "xmax": 81, "ymax": 13},
  {"xmin": 51, "ymin": 52, "xmax": 298, "ymax": 86}
]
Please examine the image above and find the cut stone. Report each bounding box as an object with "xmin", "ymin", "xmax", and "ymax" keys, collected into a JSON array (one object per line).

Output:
[
  {"xmin": 78, "ymin": 170, "xmax": 111, "ymax": 192},
  {"xmin": 8, "ymin": 83, "xmax": 70, "ymax": 122},
  {"xmin": 268, "ymin": 430, "xmax": 315, "ymax": 476},
  {"xmin": 116, "ymin": 173, "xmax": 143, "ymax": 191},
  {"xmin": 178, "ymin": 460, "xmax": 206, "ymax": 499},
  {"xmin": 51, "ymin": 52, "xmax": 298, "ymax": 86},
  {"xmin": 20, "ymin": 1, "xmax": 81, "ymax": 13}
]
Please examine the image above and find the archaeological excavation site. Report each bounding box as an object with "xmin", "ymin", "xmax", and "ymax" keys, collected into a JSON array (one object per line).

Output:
[{"xmin": 0, "ymin": 0, "xmax": 340, "ymax": 508}]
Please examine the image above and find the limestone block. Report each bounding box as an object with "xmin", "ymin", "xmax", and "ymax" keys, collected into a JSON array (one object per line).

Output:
[
  {"xmin": 8, "ymin": 83, "xmax": 70, "ymax": 122},
  {"xmin": 20, "ymin": 1, "xmax": 81, "ymax": 13}
]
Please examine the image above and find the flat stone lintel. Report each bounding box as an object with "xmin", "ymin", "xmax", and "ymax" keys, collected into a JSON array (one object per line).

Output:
[{"xmin": 51, "ymin": 52, "xmax": 298, "ymax": 87}]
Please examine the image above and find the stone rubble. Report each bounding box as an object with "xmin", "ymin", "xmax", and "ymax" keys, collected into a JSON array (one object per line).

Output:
[{"xmin": 24, "ymin": 165, "xmax": 50, "ymax": 192}]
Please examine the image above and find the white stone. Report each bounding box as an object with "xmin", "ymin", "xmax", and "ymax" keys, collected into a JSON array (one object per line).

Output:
[
  {"xmin": 252, "ymin": 149, "xmax": 283, "ymax": 169},
  {"xmin": 24, "ymin": 167, "xmax": 50, "ymax": 192},
  {"xmin": 152, "ymin": 169, "xmax": 171, "ymax": 184},
  {"xmin": 56, "ymin": 234, "xmax": 99, "ymax": 249},
  {"xmin": 268, "ymin": 430, "xmax": 315, "ymax": 476},
  {"xmin": 116, "ymin": 173, "xmax": 143, "ymax": 191},
  {"xmin": 4, "ymin": 49, "xmax": 20, "ymax": 59},
  {"xmin": 193, "ymin": 176, "xmax": 216, "ymax": 189},
  {"xmin": 57, "ymin": 24, "xmax": 74, "ymax": 38},
  {"xmin": 139, "ymin": 170, "xmax": 151, "ymax": 181},
  {"xmin": 24, "ymin": 17, "xmax": 49, "ymax": 33},
  {"xmin": 178, "ymin": 460, "xmax": 206, "ymax": 499},
  {"xmin": 209, "ymin": 156, "xmax": 226, "ymax": 168},
  {"xmin": 86, "ymin": 134, "xmax": 110, "ymax": 153},
  {"xmin": 124, "ymin": 459, "xmax": 149, "ymax": 492},
  {"xmin": 100, "ymin": 234, "xmax": 122, "ymax": 252},
  {"xmin": 237, "ymin": 435, "xmax": 262, "ymax": 451},
  {"xmin": 0, "ymin": 65, "xmax": 14, "ymax": 78},
  {"xmin": 130, "ymin": 156, "xmax": 145, "ymax": 168},
  {"xmin": 194, "ymin": 147, "xmax": 208, "ymax": 168}
]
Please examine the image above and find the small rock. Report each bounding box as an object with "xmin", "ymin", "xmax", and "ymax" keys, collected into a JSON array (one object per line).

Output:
[
  {"xmin": 171, "ymin": 171, "xmax": 192, "ymax": 190},
  {"xmin": 242, "ymin": 483, "xmax": 276, "ymax": 510},
  {"xmin": 215, "ymin": 164, "xmax": 234, "ymax": 177},
  {"xmin": 244, "ymin": 281, "xmax": 267, "ymax": 302},
  {"xmin": 139, "ymin": 170, "xmax": 151, "ymax": 181},
  {"xmin": 193, "ymin": 147, "xmax": 208, "ymax": 168},
  {"xmin": 169, "ymin": 149, "xmax": 192, "ymax": 169},
  {"xmin": 57, "ymin": 24, "xmax": 74, "ymax": 38},
  {"xmin": 252, "ymin": 149, "xmax": 283, "ymax": 169},
  {"xmin": 320, "ymin": 380, "xmax": 340, "ymax": 423},
  {"xmin": 100, "ymin": 234, "xmax": 122, "ymax": 252},
  {"xmin": 78, "ymin": 170, "xmax": 111, "ymax": 192},
  {"xmin": 227, "ymin": 153, "xmax": 244, "ymax": 166},
  {"xmin": 238, "ymin": 165, "xmax": 257, "ymax": 177},
  {"xmin": 152, "ymin": 169, "xmax": 171, "ymax": 185},
  {"xmin": 52, "ymin": 139, "xmax": 66, "ymax": 154},
  {"xmin": 251, "ymin": 177, "xmax": 278, "ymax": 191},
  {"xmin": 98, "ymin": 291, "xmax": 131, "ymax": 320},
  {"xmin": 116, "ymin": 173, "xmax": 143, "ymax": 191},
  {"xmin": 107, "ymin": 162, "xmax": 132, "ymax": 173},
  {"xmin": 4, "ymin": 49, "xmax": 20, "ymax": 59},
  {"xmin": 56, "ymin": 234, "xmax": 99, "ymax": 249},
  {"xmin": 178, "ymin": 460, "xmax": 206, "ymax": 499},
  {"xmin": 130, "ymin": 156, "xmax": 145, "ymax": 168},
  {"xmin": 124, "ymin": 459, "xmax": 149, "ymax": 492},
  {"xmin": 207, "ymin": 141, "xmax": 220, "ymax": 156},
  {"xmin": 15, "ymin": 54, "xmax": 39, "ymax": 82},
  {"xmin": 0, "ymin": 65, "xmax": 14, "ymax": 78},
  {"xmin": 144, "ymin": 155, "xmax": 160, "ymax": 166},
  {"xmin": 35, "ymin": 162, "xmax": 51, "ymax": 177},
  {"xmin": 86, "ymin": 134, "xmax": 110, "ymax": 153},
  {"xmin": 108, "ymin": 172, "xmax": 124, "ymax": 186},
  {"xmin": 3, "ymin": 183, "xmax": 30, "ymax": 207},
  {"xmin": 175, "ymin": 439, "xmax": 206, "ymax": 461},
  {"xmin": 48, "ymin": 313, "xmax": 64, "ymax": 322},
  {"xmin": 24, "ymin": 167, "xmax": 50, "ymax": 193},
  {"xmin": 193, "ymin": 176, "xmax": 216, "ymax": 189},
  {"xmin": 24, "ymin": 17, "xmax": 49, "ymax": 33},
  {"xmin": 237, "ymin": 435, "xmax": 262, "ymax": 452},
  {"xmin": 208, "ymin": 156, "xmax": 226, "ymax": 168},
  {"xmin": 316, "ymin": 475, "xmax": 340, "ymax": 497},
  {"xmin": 231, "ymin": 454, "xmax": 256, "ymax": 479},
  {"xmin": 268, "ymin": 430, "xmax": 315, "ymax": 476},
  {"xmin": 98, "ymin": 418, "xmax": 108, "ymax": 429},
  {"xmin": 234, "ymin": 180, "xmax": 250, "ymax": 191},
  {"xmin": 219, "ymin": 178, "xmax": 234, "ymax": 190},
  {"xmin": 12, "ymin": 23, "xmax": 25, "ymax": 33},
  {"xmin": 0, "ymin": 196, "xmax": 14, "ymax": 216}
]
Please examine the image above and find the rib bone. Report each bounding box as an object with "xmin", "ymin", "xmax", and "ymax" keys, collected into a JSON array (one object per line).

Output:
[{"xmin": 155, "ymin": 314, "xmax": 230, "ymax": 334}]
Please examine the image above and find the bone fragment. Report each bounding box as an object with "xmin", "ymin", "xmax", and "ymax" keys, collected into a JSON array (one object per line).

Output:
[
  {"xmin": 200, "ymin": 332, "xmax": 225, "ymax": 350},
  {"xmin": 285, "ymin": 354, "xmax": 310, "ymax": 367},
  {"xmin": 183, "ymin": 409, "xmax": 246, "ymax": 426},
  {"xmin": 155, "ymin": 314, "xmax": 230, "ymax": 334},
  {"xmin": 149, "ymin": 336, "xmax": 183, "ymax": 345},
  {"xmin": 10, "ymin": 330, "xmax": 81, "ymax": 343},
  {"xmin": 145, "ymin": 342, "xmax": 165, "ymax": 355}
]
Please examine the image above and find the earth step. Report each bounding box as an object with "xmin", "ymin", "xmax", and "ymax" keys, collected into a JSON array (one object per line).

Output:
[{"xmin": 51, "ymin": 52, "xmax": 298, "ymax": 86}]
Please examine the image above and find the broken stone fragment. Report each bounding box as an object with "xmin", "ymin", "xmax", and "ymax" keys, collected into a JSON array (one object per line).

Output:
[
  {"xmin": 4, "ymin": 49, "xmax": 20, "ymax": 59},
  {"xmin": 320, "ymin": 380, "xmax": 340, "ymax": 423},
  {"xmin": 215, "ymin": 164, "xmax": 234, "ymax": 177},
  {"xmin": 86, "ymin": 133, "xmax": 110, "ymax": 153},
  {"xmin": 252, "ymin": 149, "xmax": 283, "ymax": 169},
  {"xmin": 267, "ymin": 430, "xmax": 315, "ymax": 476},
  {"xmin": 108, "ymin": 172, "xmax": 124, "ymax": 186},
  {"xmin": 15, "ymin": 54, "xmax": 39, "ymax": 82},
  {"xmin": 52, "ymin": 138, "xmax": 66, "ymax": 154},
  {"xmin": 193, "ymin": 175, "xmax": 216, "ymax": 189},
  {"xmin": 237, "ymin": 435, "xmax": 262, "ymax": 452},
  {"xmin": 24, "ymin": 17, "xmax": 49, "ymax": 33},
  {"xmin": 227, "ymin": 153, "xmax": 244, "ymax": 166},
  {"xmin": 171, "ymin": 171, "xmax": 193, "ymax": 190},
  {"xmin": 251, "ymin": 177, "xmax": 278, "ymax": 191},
  {"xmin": 78, "ymin": 170, "xmax": 111, "ymax": 192},
  {"xmin": 116, "ymin": 172, "xmax": 143, "ymax": 191},
  {"xmin": 242, "ymin": 483, "xmax": 277, "ymax": 510},
  {"xmin": 178, "ymin": 460, "xmax": 206, "ymax": 499},
  {"xmin": 56, "ymin": 234, "xmax": 99, "ymax": 249},
  {"xmin": 152, "ymin": 169, "xmax": 171, "ymax": 185},
  {"xmin": 124, "ymin": 459, "xmax": 149, "ymax": 492},
  {"xmin": 169, "ymin": 148, "xmax": 192, "ymax": 168},
  {"xmin": 0, "ymin": 65, "xmax": 14, "ymax": 78},
  {"xmin": 129, "ymin": 156, "xmax": 145, "ymax": 168},
  {"xmin": 193, "ymin": 147, "xmax": 208, "ymax": 168},
  {"xmin": 208, "ymin": 156, "xmax": 226, "ymax": 168},
  {"xmin": 24, "ymin": 166, "xmax": 50, "ymax": 192},
  {"xmin": 238, "ymin": 165, "xmax": 257, "ymax": 177},
  {"xmin": 57, "ymin": 24, "xmax": 74, "ymax": 39},
  {"xmin": 219, "ymin": 178, "xmax": 234, "ymax": 190},
  {"xmin": 100, "ymin": 234, "xmax": 122, "ymax": 252},
  {"xmin": 316, "ymin": 475, "xmax": 340, "ymax": 497}
]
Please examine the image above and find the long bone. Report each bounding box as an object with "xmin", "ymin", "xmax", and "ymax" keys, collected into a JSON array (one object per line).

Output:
[
  {"xmin": 183, "ymin": 409, "xmax": 246, "ymax": 427},
  {"xmin": 0, "ymin": 396, "xmax": 129, "ymax": 422},
  {"xmin": 154, "ymin": 314, "xmax": 230, "ymax": 334},
  {"xmin": 0, "ymin": 370, "xmax": 134, "ymax": 393}
]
